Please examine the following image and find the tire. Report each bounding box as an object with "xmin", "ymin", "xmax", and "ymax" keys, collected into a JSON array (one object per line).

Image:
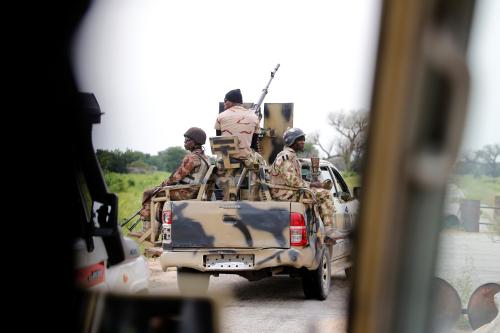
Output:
[
  {"xmin": 177, "ymin": 268, "xmax": 210, "ymax": 295},
  {"xmin": 302, "ymin": 248, "xmax": 331, "ymax": 300}
]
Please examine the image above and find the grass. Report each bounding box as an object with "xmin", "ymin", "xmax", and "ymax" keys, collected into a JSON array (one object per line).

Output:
[
  {"xmin": 340, "ymin": 173, "xmax": 499, "ymax": 203},
  {"xmin": 448, "ymin": 175, "xmax": 500, "ymax": 234},
  {"xmin": 106, "ymin": 172, "xmax": 498, "ymax": 233},
  {"xmin": 341, "ymin": 172, "xmax": 361, "ymax": 191},
  {"xmin": 104, "ymin": 172, "xmax": 170, "ymax": 233},
  {"xmin": 449, "ymin": 175, "xmax": 500, "ymax": 206}
]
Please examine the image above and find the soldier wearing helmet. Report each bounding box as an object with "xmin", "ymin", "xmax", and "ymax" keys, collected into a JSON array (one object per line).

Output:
[
  {"xmin": 270, "ymin": 128, "xmax": 336, "ymax": 235},
  {"xmin": 139, "ymin": 127, "xmax": 210, "ymax": 230}
]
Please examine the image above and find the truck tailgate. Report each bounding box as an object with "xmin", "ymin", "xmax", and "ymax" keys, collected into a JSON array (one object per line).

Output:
[{"xmin": 171, "ymin": 201, "xmax": 291, "ymax": 248}]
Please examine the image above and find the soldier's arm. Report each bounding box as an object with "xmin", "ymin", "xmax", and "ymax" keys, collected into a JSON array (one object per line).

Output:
[
  {"xmin": 214, "ymin": 118, "xmax": 221, "ymax": 136},
  {"xmin": 162, "ymin": 155, "xmax": 199, "ymax": 186},
  {"xmin": 281, "ymin": 159, "xmax": 309, "ymax": 188},
  {"xmin": 250, "ymin": 134, "xmax": 259, "ymax": 150},
  {"xmin": 250, "ymin": 116, "xmax": 261, "ymax": 150}
]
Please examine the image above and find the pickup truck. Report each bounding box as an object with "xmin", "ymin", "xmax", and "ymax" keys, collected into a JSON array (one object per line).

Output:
[{"xmin": 155, "ymin": 156, "xmax": 358, "ymax": 300}]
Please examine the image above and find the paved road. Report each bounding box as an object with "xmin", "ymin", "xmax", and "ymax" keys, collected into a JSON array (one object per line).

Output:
[{"xmin": 148, "ymin": 259, "xmax": 350, "ymax": 333}]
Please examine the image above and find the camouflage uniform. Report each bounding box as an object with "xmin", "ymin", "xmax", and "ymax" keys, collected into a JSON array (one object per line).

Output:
[
  {"xmin": 214, "ymin": 149, "xmax": 268, "ymax": 200},
  {"xmin": 270, "ymin": 147, "xmax": 335, "ymax": 227},
  {"xmin": 140, "ymin": 148, "xmax": 210, "ymax": 225},
  {"xmin": 214, "ymin": 106, "xmax": 266, "ymax": 199},
  {"xmin": 214, "ymin": 105, "xmax": 260, "ymax": 160}
]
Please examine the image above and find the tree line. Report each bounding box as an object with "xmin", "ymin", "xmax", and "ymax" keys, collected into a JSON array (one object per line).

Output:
[
  {"xmin": 97, "ymin": 107, "xmax": 498, "ymax": 176},
  {"xmin": 309, "ymin": 110, "xmax": 499, "ymax": 176},
  {"xmin": 96, "ymin": 110, "xmax": 363, "ymax": 174},
  {"xmin": 97, "ymin": 144, "xmax": 320, "ymax": 174},
  {"xmin": 97, "ymin": 147, "xmax": 188, "ymax": 173},
  {"xmin": 454, "ymin": 144, "xmax": 500, "ymax": 177}
]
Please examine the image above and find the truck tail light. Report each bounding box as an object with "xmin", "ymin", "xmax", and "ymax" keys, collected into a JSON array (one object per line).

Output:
[
  {"xmin": 162, "ymin": 210, "xmax": 172, "ymax": 245},
  {"xmin": 163, "ymin": 210, "xmax": 172, "ymax": 225},
  {"xmin": 290, "ymin": 212, "xmax": 308, "ymax": 246}
]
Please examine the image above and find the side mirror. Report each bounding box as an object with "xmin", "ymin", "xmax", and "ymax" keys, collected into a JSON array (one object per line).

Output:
[{"xmin": 353, "ymin": 186, "xmax": 361, "ymax": 200}]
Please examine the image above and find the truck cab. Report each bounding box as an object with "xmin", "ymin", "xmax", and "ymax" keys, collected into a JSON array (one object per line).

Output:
[{"xmin": 299, "ymin": 158, "xmax": 359, "ymax": 260}]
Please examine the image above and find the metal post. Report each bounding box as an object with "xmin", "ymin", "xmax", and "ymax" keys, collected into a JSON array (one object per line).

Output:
[{"xmin": 460, "ymin": 199, "xmax": 480, "ymax": 232}]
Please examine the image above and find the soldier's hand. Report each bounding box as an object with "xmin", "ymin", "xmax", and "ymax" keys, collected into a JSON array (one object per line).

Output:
[
  {"xmin": 322, "ymin": 179, "xmax": 333, "ymax": 190},
  {"xmin": 310, "ymin": 181, "xmax": 323, "ymax": 188}
]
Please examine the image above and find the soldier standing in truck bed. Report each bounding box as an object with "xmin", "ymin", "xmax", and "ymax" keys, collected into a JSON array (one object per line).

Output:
[
  {"xmin": 270, "ymin": 128, "xmax": 337, "ymax": 237},
  {"xmin": 139, "ymin": 127, "xmax": 210, "ymax": 231}
]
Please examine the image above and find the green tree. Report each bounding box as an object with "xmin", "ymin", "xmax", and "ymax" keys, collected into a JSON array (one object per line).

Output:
[
  {"xmin": 97, "ymin": 149, "xmax": 154, "ymax": 173},
  {"xmin": 122, "ymin": 149, "xmax": 146, "ymax": 167},
  {"xmin": 157, "ymin": 146, "xmax": 188, "ymax": 172},
  {"xmin": 97, "ymin": 149, "xmax": 127, "ymax": 173},
  {"xmin": 454, "ymin": 150, "xmax": 481, "ymax": 175},
  {"xmin": 127, "ymin": 160, "xmax": 155, "ymax": 173},
  {"xmin": 477, "ymin": 144, "xmax": 500, "ymax": 177},
  {"xmin": 454, "ymin": 144, "xmax": 500, "ymax": 177},
  {"xmin": 144, "ymin": 154, "xmax": 162, "ymax": 170}
]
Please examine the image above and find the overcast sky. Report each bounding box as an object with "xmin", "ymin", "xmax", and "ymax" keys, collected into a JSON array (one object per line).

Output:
[
  {"xmin": 73, "ymin": 0, "xmax": 499, "ymax": 157},
  {"xmin": 462, "ymin": 0, "xmax": 500, "ymax": 152}
]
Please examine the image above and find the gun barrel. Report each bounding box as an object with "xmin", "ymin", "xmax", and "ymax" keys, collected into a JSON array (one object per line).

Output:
[
  {"xmin": 128, "ymin": 217, "xmax": 142, "ymax": 232},
  {"xmin": 121, "ymin": 208, "xmax": 141, "ymax": 227},
  {"xmin": 271, "ymin": 63, "xmax": 280, "ymax": 76},
  {"xmin": 121, "ymin": 186, "xmax": 162, "ymax": 227},
  {"xmin": 252, "ymin": 63, "xmax": 280, "ymax": 114}
]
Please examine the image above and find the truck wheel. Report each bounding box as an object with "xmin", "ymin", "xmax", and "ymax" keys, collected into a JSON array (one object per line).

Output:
[
  {"xmin": 302, "ymin": 248, "xmax": 331, "ymax": 300},
  {"xmin": 177, "ymin": 268, "xmax": 210, "ymax": 295}
]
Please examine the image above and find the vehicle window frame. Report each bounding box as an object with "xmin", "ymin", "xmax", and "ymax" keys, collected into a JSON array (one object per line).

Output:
[
  {"xmin": 330, "ymin": 167, "xmax": 350, "ymax": 195},
  {"xmin": 301, "ymin": 165, "xmax": 311, "ymax": 181},
  {"xmin": 320, "ymin": 165, "xmax": 340, "ymax": 195}
]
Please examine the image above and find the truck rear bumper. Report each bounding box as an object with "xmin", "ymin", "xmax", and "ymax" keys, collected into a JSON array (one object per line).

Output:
[{"xmin": 159, "ymin": 247, "xmax": 319, "ymax": 272}]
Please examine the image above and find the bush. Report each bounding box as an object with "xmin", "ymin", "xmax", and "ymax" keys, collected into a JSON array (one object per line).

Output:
[{"xmin": 109, "ymin": 178, "xmax": 126, "ymax": 192}]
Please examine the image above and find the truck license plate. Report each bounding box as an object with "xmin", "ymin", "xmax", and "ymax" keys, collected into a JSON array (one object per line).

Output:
[{"xmin": 204, "ymin": 254, "xmax": 254, "ymax": 270}]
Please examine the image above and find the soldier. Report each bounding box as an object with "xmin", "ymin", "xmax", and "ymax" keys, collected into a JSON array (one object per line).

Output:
[
  {"xmin": 139, "ymin": 127, "xmax": 210, "ymax": 231},
  {"xmin": 214, "ymin": 89, "xmax": 260, "ymax": 161},
  {"xmin": 269, "ymin": 128, "xmax": 337, "ymax": 237},
  {"xmin": 213, "ymin": 89, "xmax": 266, "ymax": 199}
]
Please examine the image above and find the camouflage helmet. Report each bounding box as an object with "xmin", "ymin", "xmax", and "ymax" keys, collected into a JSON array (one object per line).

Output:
[
  {"xmin": 184, "ymin": 127, "xmax": 207, "ymax": 145},
  {"xmin": 283, "ymin": 128, "xmax": 305, "ymax": 146}
]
